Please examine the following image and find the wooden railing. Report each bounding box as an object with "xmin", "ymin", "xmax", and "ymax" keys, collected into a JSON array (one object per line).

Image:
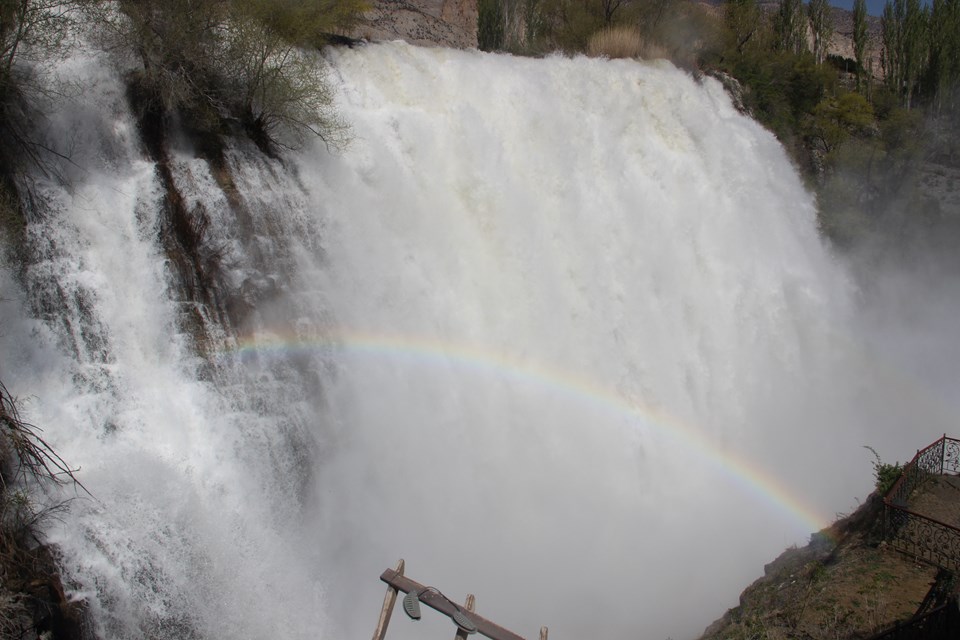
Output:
[{"xmin": 371, "ymin": 560, "xmax": 548, "ymax": 640}]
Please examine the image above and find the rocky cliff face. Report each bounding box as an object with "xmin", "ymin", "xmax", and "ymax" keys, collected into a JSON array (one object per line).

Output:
[
  {"xmin": 826, "ymin": 6, "xmax": 884, "ymax": 77},
  {"xmin": 754, "ymin": 1, "xmax": 884, "ymax": 77},
  {"xmin": 353, "ymin": 0, "xmax": 478, "ymax": 49}
]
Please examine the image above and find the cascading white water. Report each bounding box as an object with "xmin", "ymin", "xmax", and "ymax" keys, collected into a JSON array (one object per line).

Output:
[{"xmin": 1, "ymin": 41, "xmax": 956, "ymax": 640}]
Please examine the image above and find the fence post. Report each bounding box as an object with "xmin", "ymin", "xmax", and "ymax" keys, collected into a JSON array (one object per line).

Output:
[
  {"xmin": 372, "ymin": 559, "xmax": 405, "ymax": 640},
  {"xmin": 883, "ymin": 502, "xmax": 888, "ymax": 539},
  {"xmin": 942, "ymin": 434, "xmax": 947, "ymax": 475}
]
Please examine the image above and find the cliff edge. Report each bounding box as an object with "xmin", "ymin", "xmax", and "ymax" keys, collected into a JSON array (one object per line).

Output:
[{"xmin": 699, "ymin": 489, "xmax": 959, "ymax": 640}]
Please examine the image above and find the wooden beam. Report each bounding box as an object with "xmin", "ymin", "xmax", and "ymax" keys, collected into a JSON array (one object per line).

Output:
[
  {"xmin": 380, "ymin": 568, "xmax": 527, "ymax": 640},
  {"xmin": 372, "ymin": 559, "xmax": 405, "ymax": 640}
]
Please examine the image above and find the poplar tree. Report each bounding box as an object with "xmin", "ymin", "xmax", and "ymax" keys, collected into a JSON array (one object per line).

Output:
[
  {"xmin": 478, "ymin": 0, "xmax": 505, "ymax": 50},
  {"xmin": 901, "ymin": 0, "xmax": 928, "ymax": 109},
  {"xmin": 774, "ymin": 0, "xmax": 807, "ymax": 55},
  {"xmin": 882, "ymin": 0, "xmax": 904, "ymax": 100},
  {"xmin": 853, "ymin": 0, "xmax": 869, "ymax": 91},
  {"xmin": 808, "ymin": 0, "xmax": 833, "ymax": 65},
  {"xmin": 882, "ymin": 0, "xmax": 931, "ymax": 108},
  {"xmin": 928, "ymin": 0, "xmax": 960, "ymax": 113},
  {"xmin": 725, "ymin": 0, "xmax": 761, "ymax": 55}
]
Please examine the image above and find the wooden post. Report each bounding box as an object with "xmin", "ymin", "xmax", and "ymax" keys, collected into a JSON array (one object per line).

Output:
[
  {"xmin": 539, "ymin": 627, "xmax": 548, "ymax": 640},
  {"xmin": 372, "ymin": 559, "xmax": 405, "ymax": 640},
  {"xmin": 454, "ymin": 594, "xmax": 476, "ymax": 640}
]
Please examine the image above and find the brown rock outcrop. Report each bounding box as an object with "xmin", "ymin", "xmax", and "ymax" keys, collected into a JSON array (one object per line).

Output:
[{"xmin": 353, "ymin": 0, "xmax": 478, "ymax": 49}]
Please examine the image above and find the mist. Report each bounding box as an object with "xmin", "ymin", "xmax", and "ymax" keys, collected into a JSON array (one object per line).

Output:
[
  {"xmin": 816, "ymin": 95, "xmax": 960, "ymax": 468},
  {"xmin": 280, "ymin": 44, "xmax": 951, "ymax": 640},
  {"xmin": 836, "ymin": 235, "xmax": 960, "ymax": 465},
  {"xmin": 0, "ymin": 42, "xmax": 957, "ymax": 640}
]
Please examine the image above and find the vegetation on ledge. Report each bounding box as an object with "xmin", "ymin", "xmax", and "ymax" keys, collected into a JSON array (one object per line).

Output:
[
  {"xmin": 94, "ymin": 0, "xmax": 363, "ymax": 153},
  {"xmin": 0, "ymin": 0, "xmax": 368, "ymax": 188}
]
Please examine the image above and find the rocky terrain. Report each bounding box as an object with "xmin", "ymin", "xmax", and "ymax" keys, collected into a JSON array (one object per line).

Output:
[
  {"xmin": 352, "ymin": 0, "xmax": 478, "ymax": 48},
  {"xmin": 826, "ymin": 5, "xmax": 884, "ymax": 76},
  {"xmin": 699, "ymin": 485, "xmax": 960, "ymax": 640}
]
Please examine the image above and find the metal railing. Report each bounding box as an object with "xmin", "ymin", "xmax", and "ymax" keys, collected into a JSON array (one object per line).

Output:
[
  {"xmin": 867, "ymin": 600, "xmax": 960, "ymax": 640},
  {"xmin": 883, "ymin": 435, "xmax": 960, "ymax": 572}
]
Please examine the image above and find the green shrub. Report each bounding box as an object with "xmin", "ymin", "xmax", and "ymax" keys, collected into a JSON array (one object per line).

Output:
[
  {"xmin": 808, "ymin": 91, "xmax": 875, "ymax": 153},
  {"xmin": 105, "ymin": 0, "xmax": 363, "ymax": 151},
  {"xmin": 864, "ymin": 446, "xmax": 903, "ymax": 496},
  {"xmin": 223, "ymin": 10, "xmax": 349, "ymax": 150}
]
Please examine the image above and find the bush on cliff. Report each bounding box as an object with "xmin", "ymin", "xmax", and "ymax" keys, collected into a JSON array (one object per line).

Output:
[
  {"xmin": 1, "ymin": 379, "xmax": 89, "ymax": 639},
  {"xmin": 0, "ymin": 0, "xmax": 93, "ymax": 176},
  {"xmin": 99, "ymin": 0, "xmax": 362, "ymax": 150}
]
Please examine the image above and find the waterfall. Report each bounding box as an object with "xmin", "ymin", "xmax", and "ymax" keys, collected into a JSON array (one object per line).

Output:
[{"xmin": 1, "ymin": 42, "xmax": 955, "ymax": 640}]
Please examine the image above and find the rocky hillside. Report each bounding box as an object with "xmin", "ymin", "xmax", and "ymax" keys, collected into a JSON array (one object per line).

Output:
[
  {"xmin": 752, "ymin": 1, "xmax": 885, "ymax": 75},
  {"xmin": 352, "ymin": 0, "xmax": 478, "ymax": 48},
  {"xmin": 699, "ymin": 486, "xmax": 960, "ymax": 640},
  {"xmin": 826, "ymin": 5, "xmax": 884, "ymax": 77}
]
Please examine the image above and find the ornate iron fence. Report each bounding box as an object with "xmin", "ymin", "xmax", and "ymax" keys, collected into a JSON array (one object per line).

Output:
[
  {"xmin": 884, "ymin": 507, "xmax": 960, "ymax": 572},
  {"xmin": 944, "ymin": 438, "xmax": 960, "ymax": 475},
  {"xmin": 883, "ymin": 435, "xmax": 960, "ymax": 573}
]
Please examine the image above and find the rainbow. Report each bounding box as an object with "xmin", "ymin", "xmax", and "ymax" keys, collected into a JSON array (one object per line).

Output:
[{"xmin": 223, "ymin": 329, "xmax": 835, "ymax": 537}]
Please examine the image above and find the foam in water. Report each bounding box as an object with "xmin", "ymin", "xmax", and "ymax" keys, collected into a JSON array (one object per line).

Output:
[{"xmin": 1, "ymin": 42, "xmax": 955, "ymax": 640}]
